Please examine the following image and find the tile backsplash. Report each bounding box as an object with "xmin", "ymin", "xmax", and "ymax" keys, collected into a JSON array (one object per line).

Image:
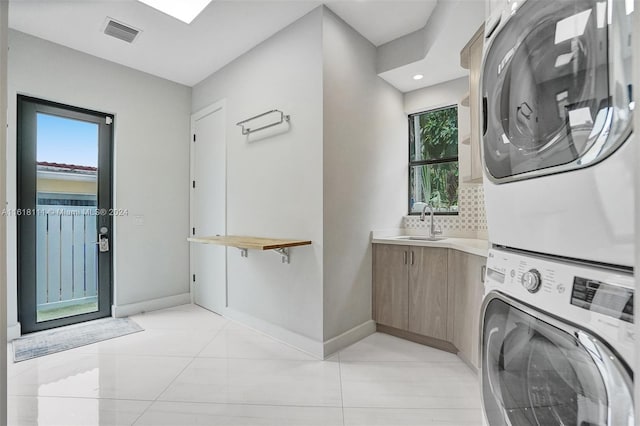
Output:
[{"xmin": 404, "ymin": 183, "xmax": 487, "ymax": 239}]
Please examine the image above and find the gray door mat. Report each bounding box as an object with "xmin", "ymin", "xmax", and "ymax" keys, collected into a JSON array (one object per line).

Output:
[{"xmin": 12, "ymin": 317, "xmax": 144, "ymax": 362}]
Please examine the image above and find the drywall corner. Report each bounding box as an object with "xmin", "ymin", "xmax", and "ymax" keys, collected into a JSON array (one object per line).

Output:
[
  {"xmin": 192, "ymin": 7, "xmax": 325, "ymax": 344},
  {"xmin": 321, "ymin": 8, "xmax": 407, "ymax": 344},
  {"xmin": 225, "ymin": 307, "xmax": 325, "ymax": 359},
  {"xmin": 323, "ymin": 319, "xmax": 376, "ymax": 358}
]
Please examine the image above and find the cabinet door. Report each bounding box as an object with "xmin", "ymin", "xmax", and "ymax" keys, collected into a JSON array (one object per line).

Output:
[
  {"xmin": 373, "ymin": 244, "xmax": 409, "ymax": 329},
  {"xmin": 408, "ymin": 247, "xmax": 448, "ymax": 340},
  {"xmin": 450, "ymin": 250, "xmax": 486, "ymax": 368}
]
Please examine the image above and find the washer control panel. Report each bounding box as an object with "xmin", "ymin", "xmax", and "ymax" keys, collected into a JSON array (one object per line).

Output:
[
  {"xmin": 485, "ymin": 248, "xmax": 634, "ymax": 324},
  {"xmin": 521, "ymin": 269, "xmax": 542, "ymax": 293},
  {"xmin": 484, "ymin": 247, "xmax": 635, "ymax": 366}
]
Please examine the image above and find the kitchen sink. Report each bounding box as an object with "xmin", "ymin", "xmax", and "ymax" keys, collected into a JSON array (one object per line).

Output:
[{"xmin": 394, "ymin": 236, "xmax": 447, "ymax": 242}]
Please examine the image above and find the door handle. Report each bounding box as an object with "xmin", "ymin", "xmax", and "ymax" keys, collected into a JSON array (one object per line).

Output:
[
  {"xmin": 97, "ymin": 226, "xmax": 110, "ymax": 253},
  {"xmin": 410, "ymin": 251, "xmax": 415, "ymax": 265},
  {"xmin": 481, "ymin": 265, "xmax": 486, "ymax": 283},
  {"xmin": 96, "ymin": 235, "xmax": 110, "ymax": 252}
]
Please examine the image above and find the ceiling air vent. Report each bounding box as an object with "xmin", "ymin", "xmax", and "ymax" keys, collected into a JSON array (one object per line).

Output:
[{"xmin": 103, "ymin": 18, "xmax": 140, "ymax": 44}]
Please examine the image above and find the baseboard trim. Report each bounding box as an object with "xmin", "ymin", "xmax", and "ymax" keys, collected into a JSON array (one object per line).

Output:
[
  {"xmin": 223, "ymin": 308, "xmax": 324, "ymax": 359},
  {"xmin": 7, "ymin": 323, "xmax": 21, "ymax": 341},
  {"xmin": 112, "ymin": 293, "xmax": 191, "ymax": 318},
  {"xmin": 323, "ymin": 320, "xmax": 376, "ymax": 358},
  {"xmin": 376, "ymin": 324, "xmax": 458, "ymax": 353}
]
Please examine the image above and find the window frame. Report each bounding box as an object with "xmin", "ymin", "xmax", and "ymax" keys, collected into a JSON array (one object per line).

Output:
[{"xmin": 408, "ymin": 104, "xmax": 459, "ymax": 216}]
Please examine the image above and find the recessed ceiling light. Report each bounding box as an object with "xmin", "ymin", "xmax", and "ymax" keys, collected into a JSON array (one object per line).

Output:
[
  {"xmin": 137, "ymin": 0, "xmax": 213, "ymax": 24},
  {"xmin": 413, "ymin": 74, "xmax": 424, "ymax": 80}
]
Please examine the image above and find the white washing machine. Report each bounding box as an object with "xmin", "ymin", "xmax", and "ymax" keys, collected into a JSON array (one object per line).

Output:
[
  {"xmin": 484, "ymin": 0, "xmax": 507, "ymax": 40},
  {"xmin": 481, "ymin": 0, "xmax": 635, "ymax": 268},
  {"xmin": 481, "ymin": 247, "xmax": 634, "ymax": 425}
]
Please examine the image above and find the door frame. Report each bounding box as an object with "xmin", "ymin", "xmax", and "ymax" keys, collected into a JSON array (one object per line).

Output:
[
  {"xmin": 17, "ymin": 95, "xmax": 114, "ymax": 333},
  {"xmin": 189, "ymin": 99, "xmax": 227, "ymax": 311}
]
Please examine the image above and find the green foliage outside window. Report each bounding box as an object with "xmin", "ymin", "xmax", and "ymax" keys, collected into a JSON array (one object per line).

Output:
[{"xmin": 409, "ymin": 106, "xmax": 459, "ymax": 214}]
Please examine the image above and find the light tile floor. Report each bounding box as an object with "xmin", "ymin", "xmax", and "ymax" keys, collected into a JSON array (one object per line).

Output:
[{"xmin": 8, "ymin": 304, "xmax": 483, "ymax": 426}]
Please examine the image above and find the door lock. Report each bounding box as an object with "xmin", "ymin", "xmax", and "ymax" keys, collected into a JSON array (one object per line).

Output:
[{"xmin": 97, "ymin": 227, "xmax": 110, "ymax": 253}]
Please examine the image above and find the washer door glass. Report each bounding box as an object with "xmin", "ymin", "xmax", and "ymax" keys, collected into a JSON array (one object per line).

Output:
[
  {"xmin": 482, "ymin": 298, "xmax": 633, "ymax": 426},
  {"xmin": 482, "ymin": 0, "xmax": 633, "ymax": 180}
]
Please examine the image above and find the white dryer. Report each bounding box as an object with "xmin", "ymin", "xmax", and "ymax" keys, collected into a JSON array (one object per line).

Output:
[
  {"xmin": 481, "ymin": 247, "xmax": 634, "ymax": 425},
  {"xmin": 481, "ymin": 0, "xmax": 635, "ymax": 268}
]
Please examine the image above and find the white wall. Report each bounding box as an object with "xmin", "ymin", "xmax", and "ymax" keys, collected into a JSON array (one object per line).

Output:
[
  {"xmin": 7, "ymin": 31, "xmax": 192, "ymax": 332},
  {"xmin": 192, "ymin": 9, "xmax": 325, "ymax": 345},
  {"xmin": 322, "ymin": 9, "xmax": 407, "ymax": 343},
  {"xmin": 0, "ymin": 1, "xmax": 8, "ymax": 421}
]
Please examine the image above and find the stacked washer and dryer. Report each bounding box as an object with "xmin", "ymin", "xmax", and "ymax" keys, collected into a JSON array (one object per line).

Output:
[{"xmin": 479, "ymin": 0, "xmax": 635, "ymax": 425}]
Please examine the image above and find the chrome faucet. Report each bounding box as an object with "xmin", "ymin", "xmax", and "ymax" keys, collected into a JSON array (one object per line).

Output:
[
  {"xmin": 420, "ymin": 204, "xmax": 430, "ymax": 222},
  {"xmin": 420, "ymin": 204, "xmax": 442, "ymax": 240}
]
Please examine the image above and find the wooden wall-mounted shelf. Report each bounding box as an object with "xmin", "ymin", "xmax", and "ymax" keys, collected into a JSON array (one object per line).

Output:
[{"xmin": 188, "ymin": 235, "xmax": 312, "ymax": 263}]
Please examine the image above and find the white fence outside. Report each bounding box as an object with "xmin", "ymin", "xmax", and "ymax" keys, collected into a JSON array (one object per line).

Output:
[{"xmin": 36, "ymin": 204, "xmax": 98, "ymax": 312}]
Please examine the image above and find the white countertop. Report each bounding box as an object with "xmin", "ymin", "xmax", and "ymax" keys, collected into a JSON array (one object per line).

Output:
[{"xmin": 372, "ymin": 230, "xmax": 489, "ymax": 257}]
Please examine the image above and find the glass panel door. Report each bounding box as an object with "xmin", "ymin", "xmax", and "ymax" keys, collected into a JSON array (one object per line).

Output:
[
  {"xmin": 18, "ymin": 96, "xmax": 113, "ymax": 333},
  {"xmin": 36, "ymin": 113, "xmax": 99, "ymax": 322}
]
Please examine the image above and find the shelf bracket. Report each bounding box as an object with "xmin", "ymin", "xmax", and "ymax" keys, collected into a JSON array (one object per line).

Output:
[
  {"xmin": 239, "ymin": 248, "xmax": 248, "ymax": 258},
  {"xmin": 273, "ymin": 247, "xmax": 290, "ymax": 264}
]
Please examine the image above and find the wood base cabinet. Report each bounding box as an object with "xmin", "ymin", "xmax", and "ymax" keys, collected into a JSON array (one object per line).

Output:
[
  {"xmin": 449, "ymin": 250, "xmax": 486, "ymax": 369},
  {"xmin": 408, "ymin": 247, "xmax": 448, "ymax": 340},
  {"xmin": 373, "ymin": 244, "xmax": 450, "ymax": 345},
  {"xmin": 373, "ymin": 243, "xmax": 487, "ymax": 368},
  {"xmin": 372, "ymin": 244, "xmax": 408, "ymax": 330}
]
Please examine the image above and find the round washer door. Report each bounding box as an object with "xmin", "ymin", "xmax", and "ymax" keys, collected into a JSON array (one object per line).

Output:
[
  {"xmin": 481, "ymin": 295, "xmax": 634, "ymax": 426},
  {"xmin": 482, "ymin": 0, "xmax": 633, "ymax": 181}
]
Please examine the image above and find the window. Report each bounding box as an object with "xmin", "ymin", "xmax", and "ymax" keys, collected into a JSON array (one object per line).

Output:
[{"xmin": 409, "ymin": 106, "xmax": 459, "ymax": 215}]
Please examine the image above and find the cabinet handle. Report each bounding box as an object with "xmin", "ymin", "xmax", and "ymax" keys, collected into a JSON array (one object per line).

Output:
[
  {"xmin": 404, "ymin": 251, "xmax": 408, "ymax": 265},
  {"xmin": 411, "ymin": 251, "xmax": 415, "ymax": 265},
  {"xmin": 481, "ymin": 265, "xmax": 486, "ymax": 283}
]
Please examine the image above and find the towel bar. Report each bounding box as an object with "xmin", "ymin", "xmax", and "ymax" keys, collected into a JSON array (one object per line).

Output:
[{"xmin": 236, "ymin": 109, "xmax": 290, "ymax": 135}]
